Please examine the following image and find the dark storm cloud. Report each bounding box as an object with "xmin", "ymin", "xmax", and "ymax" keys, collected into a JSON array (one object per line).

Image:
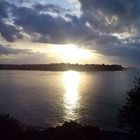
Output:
[
  {"xmin": 0, "ymin": 0, "xmax": 97, "ymax": 44},
  {"xmin": 78, "ymin": 0, "xmax": 140, "ymax": 64},
  {"xmin": 34, "ymin": 4, "xmax": 67, "ymax": 13},
  {"xmin": 80, "ymin": 0, "xmax": 126, "ymax": 17},
  {"xmin": 12, "ymin": 5, "xmax": 94, "ymax": 44},
  {"xmin": 0, "ymin": 44, "xmax": 32, "ymax": 55},
  {"xmin": 0, "ymin": 21, "xmax": 22, "ymax": 42},
  {"xmin": 0, "ymin": 0, "xmax": 9, "ymax": 18},
  {"xmin": 79, "ymin": 0, "xmax": 140, "ymax": 33},
  {"xmin": 0, "ymin": 0, "xmax": 23, "ymax": 42},
  {"xmin": 91, "ymin": 33, "xmax": 140, "ymax": 65},
  {"xmin": 1, "ymin": 0, "xmax": 140, "ymax": 65}
]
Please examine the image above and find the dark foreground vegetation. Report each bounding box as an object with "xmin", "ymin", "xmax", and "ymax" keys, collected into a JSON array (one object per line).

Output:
[
  {"xmin": 0, "ymin": 114, "xmax": 128, "ymax": 140},
  {"xmin": 0, "ymin": 63, "xmax": 124, "ymax": 71},
  {"xmin": 118, "ymin": 77, "xmax": 140, "ymax": 138}
]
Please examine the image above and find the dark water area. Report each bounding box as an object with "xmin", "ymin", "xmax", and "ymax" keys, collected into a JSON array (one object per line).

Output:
[{"xmin": 0, "ymin": 69, "xmax": 140, "ymax": 130}]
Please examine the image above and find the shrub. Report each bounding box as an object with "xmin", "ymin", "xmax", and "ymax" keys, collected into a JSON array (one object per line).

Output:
[{"xmin": 118, "ymin": 77, "xmax": 140, "ymax": 134}]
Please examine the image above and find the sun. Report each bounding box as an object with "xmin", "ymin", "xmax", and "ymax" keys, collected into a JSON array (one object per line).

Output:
[{"xmin": 50, "ymin": 44, "xmax": 92, "ymax": 63}]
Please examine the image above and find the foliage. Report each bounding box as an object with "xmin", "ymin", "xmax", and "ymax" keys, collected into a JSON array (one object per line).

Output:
[
  {"xmin": 0, "ymin": 115, "xmax": 127, "ymax": 140},
  {"xmin": 118, "ymin": 77, "xmax": 140, "ymax": 134},
  {"xmin": 0, "ymin": 113, "xmax": 23, "ymax": 139}
]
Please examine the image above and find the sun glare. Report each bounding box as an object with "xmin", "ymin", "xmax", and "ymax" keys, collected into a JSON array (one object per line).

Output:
[
  {"xmin": 63, "ymin": 71, "xmax": 80, "ymax": 120},
  {"xmin": 50, "ymin": 44, "xmax": 92, "ymax": 62}
]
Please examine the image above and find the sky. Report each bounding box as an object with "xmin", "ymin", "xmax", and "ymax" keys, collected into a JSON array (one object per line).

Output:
[{"xmin": 0, "ymin": 0, "xmax": 140, "ymax": 67}]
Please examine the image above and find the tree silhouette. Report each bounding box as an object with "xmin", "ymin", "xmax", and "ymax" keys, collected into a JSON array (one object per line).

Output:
[{"xmin": 118, "ymin": 77, "xmax": 140, "ymax": 134}]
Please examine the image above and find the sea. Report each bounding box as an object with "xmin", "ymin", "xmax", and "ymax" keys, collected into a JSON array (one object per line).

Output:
[{"xmin": 0, "ymin": 69, "xmax": 139, "ymax": 130}]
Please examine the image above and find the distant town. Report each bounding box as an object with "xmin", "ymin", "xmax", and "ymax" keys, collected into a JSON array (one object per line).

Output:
[{"xmin": 0, "ymin": 63, "xmax": 124, "ymax": 71}]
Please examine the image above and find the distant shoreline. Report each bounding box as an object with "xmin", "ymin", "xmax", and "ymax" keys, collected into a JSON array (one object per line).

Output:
[{"xmin": 0, "ymin": 64, "xmax": 124, "ymax": 71}]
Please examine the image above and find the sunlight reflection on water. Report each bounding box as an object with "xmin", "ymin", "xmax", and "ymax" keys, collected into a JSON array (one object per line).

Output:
[
  {"xmin": 63, "ymin": 71, "xmax": 80, "ymax": 121},
  {"xmin": 0, "ymin": 70, "xmax": 139, "ymax": 129}
]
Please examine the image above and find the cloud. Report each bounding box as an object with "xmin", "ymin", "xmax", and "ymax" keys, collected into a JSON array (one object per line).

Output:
[
  {"xmin": 12, "ymin": 5, "xmax": 93, "ymax": 44},
  {"xmin": 79, "ymin": 0, "xmax": 140, "ymax": 34},
  {"xmin": 0, "ymin": 44, "xmax": 59, "ymax": 64},
  {"xmin": 76, "ymin": 0, "xmax": 140, "ymax": 65},
  {"xmin": 0, "ymin": 0, "xmax": 140, "ymax": 65},
  {"xmin": 0, "ymin": 0, "xmax": 9, "ymax": 18},
  {"xmin": 0, "ymin": 0, "xmax": 94, "ymax": 44},
  {"xmin": 0, "ymin": 1, "xmax": 23, "ymax": 42},
  {"xmin": 0, "ymin": 22, "xmax": 23, "ymax": 42},
  {"xmin": 0, "ymin": 44, "xmax": 32, "ymax": 55},
  {"xmin": 34, "ymin": 4, "xmax": 67, "ymax": 13}
]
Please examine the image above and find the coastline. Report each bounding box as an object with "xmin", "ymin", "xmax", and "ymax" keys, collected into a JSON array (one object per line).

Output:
[{"xmin": 0, "ymin": 64, "xmax": 124, "ymax": 71}]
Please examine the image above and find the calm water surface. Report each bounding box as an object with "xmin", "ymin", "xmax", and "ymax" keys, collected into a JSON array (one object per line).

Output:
[{"xmin": 0, "ymin": 70, "xmax": 140, "ymax": 130}]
